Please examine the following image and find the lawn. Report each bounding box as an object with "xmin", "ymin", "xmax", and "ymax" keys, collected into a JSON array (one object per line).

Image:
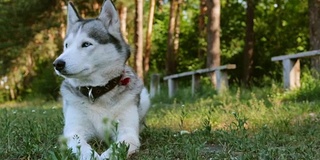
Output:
[{"xmin": 1, "ymin": 80, "xmax": 320, "ymax": 159}]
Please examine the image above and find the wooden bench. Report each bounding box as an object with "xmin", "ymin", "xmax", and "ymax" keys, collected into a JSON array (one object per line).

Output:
[
  {"xmin": 271, "ymin": 50, "xmax": 320, "ymax": 89},
  {"xmin": 163, "ymin": 64, "xmax": 236, "ymax": 97}
]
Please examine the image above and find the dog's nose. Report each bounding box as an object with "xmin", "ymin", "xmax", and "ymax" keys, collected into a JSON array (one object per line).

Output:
[{"xmin": 53, "ymin": 60, "xmax": 66, "ymax": 72}]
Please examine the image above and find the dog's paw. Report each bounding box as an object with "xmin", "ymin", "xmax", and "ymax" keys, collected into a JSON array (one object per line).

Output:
[
  {"xmin": 68, "ymin": 136, "xmax": 100, "ymax": 160},
  {"xmin": 72, "ymin": 134, "xmax": 80, "ymax": 140},
  {"xmin": 100, "ymin": 142, "xmax": 132, "ymax": 160},
  {"xmin": 68, "ymin": 134, "xmax": 81, "ymax": 154},
  {"xmin": 72, "ymin": 134, "xmax": 81, "ymax": 144},
  {"xmin": 100, "ymin": 149, "xmax": 111, "ymax": 160},
  {"xmin": 79, "ymin": 148, "xmax": 101, "ymax": 160}
]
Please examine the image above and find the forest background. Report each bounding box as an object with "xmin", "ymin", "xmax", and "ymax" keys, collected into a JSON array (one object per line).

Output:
[{"xmin": 0, "ymin": 0, "xmax": 314, "ymax": 102}]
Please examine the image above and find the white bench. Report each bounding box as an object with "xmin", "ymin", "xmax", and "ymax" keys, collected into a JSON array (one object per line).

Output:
[
  {"xmin": 163, "ymin": 64, "xmax": 236, "ymax": 97},
  {"xmin": 271, "ymin": 50, "xmax": 320, "ymax": 89}
]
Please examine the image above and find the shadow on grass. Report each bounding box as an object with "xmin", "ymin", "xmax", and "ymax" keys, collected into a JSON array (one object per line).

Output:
[{"xmin": 0, "ymin": 104, "xmax": 64, "ymax": 160}]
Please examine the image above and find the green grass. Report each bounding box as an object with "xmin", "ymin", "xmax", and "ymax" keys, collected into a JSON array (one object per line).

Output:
[{"xmin": 1, "ymin": 80, "xmax": 320, "ymax": 159}]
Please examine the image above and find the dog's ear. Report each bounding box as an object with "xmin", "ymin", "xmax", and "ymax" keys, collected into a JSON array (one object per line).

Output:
[
  {"xmin": 98, "ymin": 0, "xmax": 121, "ymax": 39},
  {"xmin": 67, "ymin": 2, "xmax": 81, "ymax": 34}
]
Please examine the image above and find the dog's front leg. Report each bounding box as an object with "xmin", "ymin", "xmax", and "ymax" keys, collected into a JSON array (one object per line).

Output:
[
  {"xmin": 65, "ymin": 133, "xmax": 101, "ymax": 160},
  {"xmin": 100, "ymin": 106, "xmax": 140, "ymax": 159},
  {"xmin": 100, "ymin": 128, "xmax": 140, "ymax": 159}
]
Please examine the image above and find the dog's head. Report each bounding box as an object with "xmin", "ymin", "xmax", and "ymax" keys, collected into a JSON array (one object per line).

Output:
[{"xmin": 53, "ymin": 0, "xmax": 129, "ymax": 84}]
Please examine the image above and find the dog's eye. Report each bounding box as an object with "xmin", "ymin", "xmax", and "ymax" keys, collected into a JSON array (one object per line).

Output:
[
  {"xmin": 65, "ymin": 43, "xmax": 68, "ymax": 48},
  {"xmin": 82, "ymin": 42, "xmax": 92, "ymax": 48}
]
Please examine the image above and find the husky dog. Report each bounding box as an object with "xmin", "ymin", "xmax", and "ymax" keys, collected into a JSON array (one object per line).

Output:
[{"xmin": 53, "ymin": 0, "xmax": 150, "ymax": 159}]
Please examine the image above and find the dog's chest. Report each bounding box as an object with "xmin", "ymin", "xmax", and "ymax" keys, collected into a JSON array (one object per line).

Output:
[
  {"xmin": 65, "ymin": 95, "xmax": 132, "ymax": 137},
  {"xmin": 77, "ymin": 98, "xmax": 122, "ymax": 119}
]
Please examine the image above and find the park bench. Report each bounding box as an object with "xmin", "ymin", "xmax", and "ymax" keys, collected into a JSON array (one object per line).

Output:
[
  {"xmin": 271, "ymin": 50, "xmax": 320, "ymax": 89},
  {"xmin": 162, "ymin": 64, "xmax": 236, "ymax": 97}
]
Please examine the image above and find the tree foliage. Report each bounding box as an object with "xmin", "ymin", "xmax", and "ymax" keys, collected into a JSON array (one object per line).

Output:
[{"xmin": 0, "ymin": 0, "xmax": 64, "ymax": 101}]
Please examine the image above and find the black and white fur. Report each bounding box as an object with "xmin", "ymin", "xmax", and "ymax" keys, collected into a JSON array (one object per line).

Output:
[{"xmin": 53, "ymin": 0, "xmax": 150, "ymax": 159}]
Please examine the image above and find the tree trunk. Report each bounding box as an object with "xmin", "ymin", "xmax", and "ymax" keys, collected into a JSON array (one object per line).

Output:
[
  {"xmin": 309, "ymin": 0, "xmax": 320, "ymax": 77},
  {"xmin": 134, "ymin": 0, "xmax": 144, "ymax": 80},
  {"xmin": 144, "ymin": 0, "xmax": 156, "ymax": 74},
  {"xmin": 118, "ymin": 3, "xmax": 128, "ymax": 42},
  {"xmin": 166, "ymin": 0, "xmax": 180, "ymax": 75},
  {"xmin": 206, "ymin": 0, "xmax": 221, "ymax": 87},
  {"xmin": 198, "ymin": 0, "xmax": 206, "ymax": 62},
  {"xmin": 242, "ymin": 0, "xmax": 254, "ymax": 86},
  {"xmin": 173, "ymin": 1, "xmax": 181, "ymax": 62}
]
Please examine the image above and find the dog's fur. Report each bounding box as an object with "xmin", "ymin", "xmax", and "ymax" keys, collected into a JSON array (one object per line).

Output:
[{"xmin": 53, "ymin": 1, "xmax": 150, "ymax": 159}]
